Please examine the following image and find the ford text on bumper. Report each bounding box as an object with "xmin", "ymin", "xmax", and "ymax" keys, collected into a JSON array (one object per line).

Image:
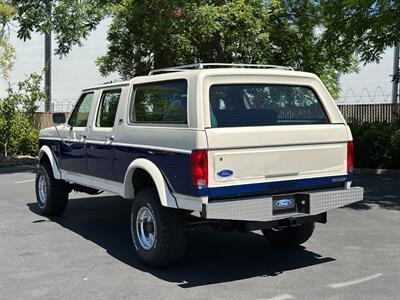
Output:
[{"xmin": 204, "ymin": 187, "xmax": 364, "ymax": 222}]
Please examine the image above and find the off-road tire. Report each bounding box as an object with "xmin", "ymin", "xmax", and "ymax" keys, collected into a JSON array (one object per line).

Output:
[
  {"xmin": 130, "ymin": 187, "xmax": 188, "ymax": 267},
  {"xmin": 35, "ymin": 162, "xmax": 69, "ymax": 216},
  {"xmin": 262, "ymin": 223, "xmax": 315, "ymax": 247}
]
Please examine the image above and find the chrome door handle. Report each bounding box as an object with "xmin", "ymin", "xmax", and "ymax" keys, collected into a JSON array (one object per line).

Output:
[
  {"xmin": 80, "ymin": 134, "xmax": 87, "ymax": 139},
  {"xmin": 106, "ymin": 135, "xmax": 114, "ymax": 141}
]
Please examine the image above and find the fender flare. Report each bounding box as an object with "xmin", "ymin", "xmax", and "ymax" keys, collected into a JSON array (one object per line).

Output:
[
  {"xmin": 38, "ymin": 145, "xmax": 62, "ymax": 179},
  {"xmin": 123, "ymin": 158, "xmax": 177, "ymax": 208}
]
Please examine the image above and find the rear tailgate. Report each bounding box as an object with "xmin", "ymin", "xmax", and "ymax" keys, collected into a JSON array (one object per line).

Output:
[{"xmin": 206, "ymin": 124, "xmax": 349, "ymax": 188}]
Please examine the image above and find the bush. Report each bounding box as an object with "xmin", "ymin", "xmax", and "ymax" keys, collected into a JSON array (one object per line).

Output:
[
  {"xmin": 8, "ymin": 113, "xmax": 39, "ymax": 156},
  {"xmin": 0, "ymin": 73, "xmax": 45, "ymax": 157},
  {"xmin": 390, "ymin": 129, "xmax": 400, "ymax": 169},
  {"xmin": 349, "ymin": 122, "xmax": 400, "ymax": 169}
]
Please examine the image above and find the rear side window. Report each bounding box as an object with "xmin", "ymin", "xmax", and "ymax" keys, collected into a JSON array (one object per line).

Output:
[
  {"xmin": 209, "ymin": 84, "xmax": 329, "ymax": 128},
  {"xmin": 96, "ymin": 89, "xmax": 121, "ymax": 127},
  {"xmin": 68, "ymin": 92, "xmax": 94, "ymax": 127},
  {"xmin": 130, "ymin": 80, "xmax": 187, "ymax": 124}
]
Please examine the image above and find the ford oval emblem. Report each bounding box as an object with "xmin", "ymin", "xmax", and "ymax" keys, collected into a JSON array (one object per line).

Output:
[
  {"xmin": 217, "ymin": 169, "xmax": 233, "ymax": 178},
  {"xmin": 275, "ymin": 199, "xmax": 293, "ymax": 208}
]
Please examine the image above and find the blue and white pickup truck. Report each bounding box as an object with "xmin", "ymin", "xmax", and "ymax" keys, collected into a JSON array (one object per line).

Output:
[{"xmin": 36, "ymin": 63, "xmax": 363, "ymax": 267}]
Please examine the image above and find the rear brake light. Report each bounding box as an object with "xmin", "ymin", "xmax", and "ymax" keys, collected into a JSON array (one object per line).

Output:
[
  {"xmin": 191, "ymin": 150, "xmax": 208, "ymax": 187},
  {"xmin": 347, "ymin": 141, "xmax": 354, "ymax": 174}
]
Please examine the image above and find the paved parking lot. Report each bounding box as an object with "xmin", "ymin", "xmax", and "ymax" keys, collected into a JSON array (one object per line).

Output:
[{"xmin": 0, "ymin": 168, "xmax": 399, "ymax": 299}]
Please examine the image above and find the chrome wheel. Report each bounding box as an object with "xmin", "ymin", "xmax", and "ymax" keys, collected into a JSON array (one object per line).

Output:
[
  {"xmin": 136, "ymin": 207, "xmax": 156, "ymax": 250},
  {"xmin": 38, "ymin": 174, "xmax": 48, "ymax": 205}
]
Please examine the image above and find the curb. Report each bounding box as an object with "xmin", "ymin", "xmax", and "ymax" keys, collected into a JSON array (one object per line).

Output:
[
  {"xmin": 355, "ymin": 168, "xmax": 400, "ymax": 176},
  {"xmin": 0, "ymin": 164, "xmax": 37, "ymax": 174}
]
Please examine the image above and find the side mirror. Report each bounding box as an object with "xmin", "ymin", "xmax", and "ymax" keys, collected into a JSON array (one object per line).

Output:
[{"xmin": 52, "ymin": 113, "xmax": 66, "ymax": 124}]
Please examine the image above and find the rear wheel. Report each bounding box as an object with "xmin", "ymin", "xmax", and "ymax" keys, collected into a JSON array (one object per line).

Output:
[
  {"xmin": 130, "ymin": 187, "xmax": 188, "ymax": 267},
  {"xmin": 262, "ymin": 223, "xmax": 315, "ymax": 247},
  {"xmin": 35, "ymin": 162, "xmax": 69, "ymax": 216}
]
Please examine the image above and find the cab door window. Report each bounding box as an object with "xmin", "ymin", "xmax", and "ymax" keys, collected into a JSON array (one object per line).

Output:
[
  {"xmin": 68, "ymin": 92, "xmax": 94, "ymax": 127},
  {"xmin": 95, "ymin": 89, "xmax": 121, "ymax": 128}
]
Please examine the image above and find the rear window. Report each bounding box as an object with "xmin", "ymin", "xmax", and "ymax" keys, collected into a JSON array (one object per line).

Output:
[{"xmin": 209, "ymin": 84, "xmax": 329, "ymax": 128}]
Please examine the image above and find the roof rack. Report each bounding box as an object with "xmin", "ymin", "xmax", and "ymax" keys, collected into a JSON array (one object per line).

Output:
[{"xmin": 148, "ymin": 63, "xmax": 294, "ymax": 75}]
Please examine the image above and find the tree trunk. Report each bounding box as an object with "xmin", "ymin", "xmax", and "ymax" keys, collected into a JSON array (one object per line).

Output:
[{"xmin": 213, "ymin": 31, "xmax": 227, "ymax": 63}]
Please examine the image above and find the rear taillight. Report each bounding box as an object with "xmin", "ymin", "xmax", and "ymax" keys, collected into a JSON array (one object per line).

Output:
[
  {"xmin": 347, "ymin": 141, "xmax": 354, "ymax": 174},
  {"xmin": 191, "ymin": 150, "xmax": 208, "ymax": 187}
]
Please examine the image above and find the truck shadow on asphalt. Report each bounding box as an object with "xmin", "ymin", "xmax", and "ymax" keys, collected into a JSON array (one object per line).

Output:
[
  {"xmin": 27, "ymin": 196, "xmax": 335, "ymax": 288},
  {"xmin": 343, "ymin": 174, "xmax": 400, "ymax": 211}
]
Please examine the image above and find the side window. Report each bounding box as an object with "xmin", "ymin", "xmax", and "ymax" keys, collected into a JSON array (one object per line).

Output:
[
  {"xmin": 68, "ymin": 92, "xmax": 94, "ymax": 127},
  {"xmin": 130, "ymin": 80, "xmax": 187, "ymax": 124},
  {"xmin": 96, "ymin": 89, "xmax": 121, "ymax": 127}
]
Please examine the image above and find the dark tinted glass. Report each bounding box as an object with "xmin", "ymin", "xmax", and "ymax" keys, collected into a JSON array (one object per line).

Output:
[
  {"xmin": 96, "ymin": 89, "xmax": 121, "ymax": 127},
  {"xmin": 209, "ymin": 84, "xmax": 328, "ymax": 128},
  {"xmin": 68, "ymin": 93, "xmax": 94, "ymax": 127},
  {"xmin": 131, "ymin": 80, "xmax": 187, "ymax": 124}
]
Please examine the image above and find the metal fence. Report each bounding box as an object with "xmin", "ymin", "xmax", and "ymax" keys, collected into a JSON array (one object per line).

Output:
[{"xmin": 338, "ymin": 104, "xmax": 400, "ymax": 124}]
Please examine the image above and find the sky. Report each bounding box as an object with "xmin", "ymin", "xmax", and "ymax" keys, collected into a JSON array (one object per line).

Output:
[
  {"xmin": 0, "ymin": 20, "xmax": 395, "ymax": 110},
  {"xmin": 0, "ymin": 20, "xmax": 118, "ymax": 111}
]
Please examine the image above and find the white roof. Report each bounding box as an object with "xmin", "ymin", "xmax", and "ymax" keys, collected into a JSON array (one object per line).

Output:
[{"xmin": 83, "ymin": 66, "xmax": 319, "ymax": 91}]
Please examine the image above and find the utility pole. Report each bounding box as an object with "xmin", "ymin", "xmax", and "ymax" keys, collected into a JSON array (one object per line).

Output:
[
  {"xmin": 392, "ymin": 43, "xmax": 399, "ymax": 104},
  {"xmin": 44, "ymin": 0, "xmax": 52, "ymax": 112}
]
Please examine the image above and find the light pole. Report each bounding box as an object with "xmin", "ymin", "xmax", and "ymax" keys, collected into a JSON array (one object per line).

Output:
[
  {"xmin": 44, "ymin": 0, "xmax": 52, "ymax": 112},
  {"xmin": 392, "ymin": 43, "xmax": 399, "ymax": 104}
]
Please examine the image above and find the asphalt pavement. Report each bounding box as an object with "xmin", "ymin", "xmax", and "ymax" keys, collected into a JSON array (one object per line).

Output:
[{"xmin": 0, "ymin": 168, "xmax": 399, "ymax": 299}]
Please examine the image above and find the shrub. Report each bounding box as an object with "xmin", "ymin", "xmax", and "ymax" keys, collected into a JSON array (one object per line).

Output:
[
  {"xmin": 390, "ymin": 129, "xmax": 400, "ymax": 169},
  {"xmin": 0, "ymin": 73, "xmax": 45, "ymax": 157},
  {"xmin": 349, "ymin": 122, "xmax": 400, "ymax": 169},
  {"xmin": 8, "ymin": 113, "xmax": 39, "ymax": 156}
]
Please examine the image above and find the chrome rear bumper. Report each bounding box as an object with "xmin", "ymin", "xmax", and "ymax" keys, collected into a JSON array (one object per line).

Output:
[{"xmin": 204, "ymin": 187, "xmax": 364, "ymax": 222}]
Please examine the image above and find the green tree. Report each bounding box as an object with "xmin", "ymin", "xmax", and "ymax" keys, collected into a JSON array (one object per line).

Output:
[
  {"xmin": 0, "ymin": 73, "xmax": 45, "ymax": 157},
  {"xmin": 11, "ymin": 0, "xmax": 369, "ymax": 98},
  {"xmin": 266, "ymin": 0, "xmax": 359, "ymax": 98},
  {"xmin": 321, "ymin": 0, "xmax": 399, "ymax": 63},
  {"xmin": 97, "ymin": 0, "xmax": 357, "ymax": 98},
  {"xmin": 13, "ymin": 73, "xmax": 47, "ymax": 124},
  {"xmin": 11, "ymin": 0, "xmax": 113, "ymax": 56},
  {"xmin": 0, "ymin": 0, "xmax": 15, "ymax": 79},
  {"xmin": 97, "ymin": 0, "xmax": 271, "ymax": 78}
]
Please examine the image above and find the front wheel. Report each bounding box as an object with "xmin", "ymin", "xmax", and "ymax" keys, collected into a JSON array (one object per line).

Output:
[
  {"xmin": 262, "ymin": 223, "xmax": 315, "ymax": 247},
  {"xmin": 130, "ymin": 187, "xmax": 188, "ymax": 267},
  {"xmin": 35, "ymin": 162, "xmax": 69, "ymax": 216}
]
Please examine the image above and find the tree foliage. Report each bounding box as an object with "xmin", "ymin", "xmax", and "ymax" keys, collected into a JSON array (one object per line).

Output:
[
  {"xmin": 11, "ymin": 0, "xmax": 399, "ymax": 98},
  {"xmin": 321, "ymin": 0, "xmax": 399, "ymax": 63},
  {"xmin": 0, "ymin": 0, "xmax": 15, "ymax": 79},
  {"xmin": 11, "ymin": 0, "xmax": 113, "ymax": 56},
  {"xmin": 97, "ymin": 0, "xmax": 271, "ymax": 78},
  {"xmin": 0, "ymin": 73, "xmax": 45, "ymax": 157},
  {"xmin": 96, "ymin": 0, "xmax": 359, "ymax": 98}
]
